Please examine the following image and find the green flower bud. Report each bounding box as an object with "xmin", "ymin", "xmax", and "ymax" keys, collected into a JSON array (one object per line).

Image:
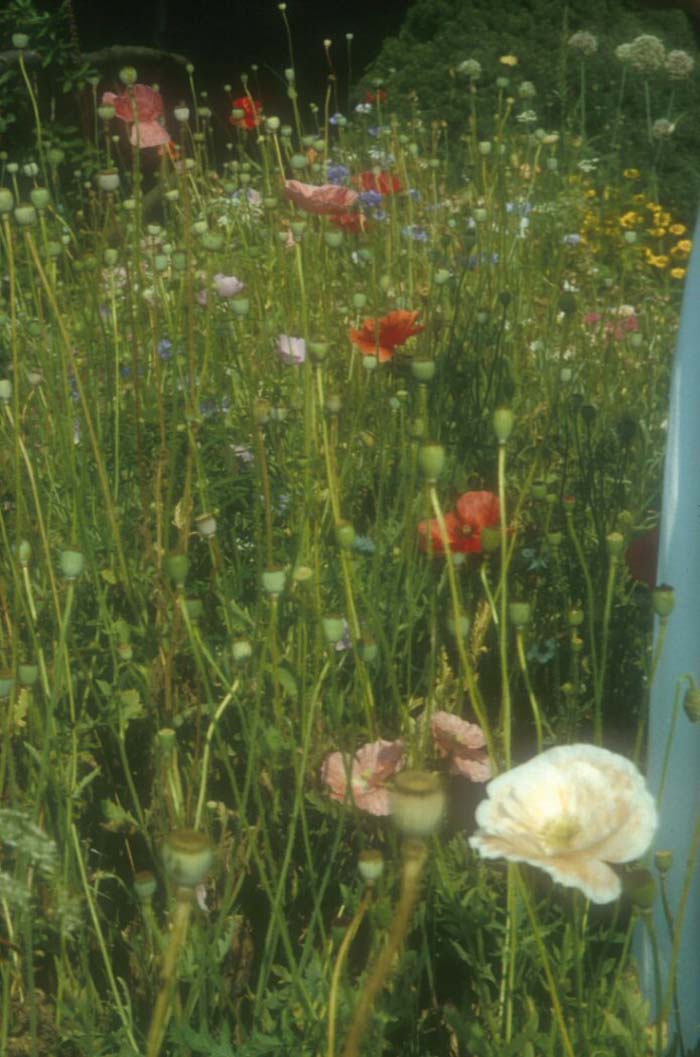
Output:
[
  {"xmin": 418, "ymin": 443, "xmax": 446, "ymax": 482},
  {"xmin": 509, "ymin": 601, "xmax": 531, "ymax": 627},
  {"xmin": 335, "ymin": 520, "xmax": 356, "ymax": 549},
  {"xmin": 493, "ymin": 407, "xmax": 514, "ymax": 444},
  {"xmin": 411, "ymin": 359, "xmax": 436, "ymax": 383},
  {"xmin": 133, "ymin": 870, "xmax": 158, "ymax": 903},
  {"xmin": 652, "ymin": 585, "xmax": 675, "ymax": 619},
  {"xmin": 358, "ymin": 849, "xmax": 384, "ymax": 884},
  {"xmin": 625, "ymin": 868, "xmax": 656, "ymax": 910},
  {"xmin": 162, "ymin": 829, "xmax": 214, "ymax": 888},
  {"xmin": 322, "ymin": 614, "xmax": 347, "ymax": 644},
  {"xmin": 390, "ymin": 770, "xmax": 445, "ymax": 838},
  {"xmin": 59, "ymin": 548, "xmax": 84, "ymax": 580},
  {"xmin": 119, "ymin": 66, "xmax": 138, "ymax": 86},
  {"xmin": 683, "ymin": 686, "xmax": 700, "ymax": 723},
  {"xmin": 654, "ymin": 849, "xmax": 673, "ymax": 875},
  {"xmin": 262, "ymin": 567, "xmax": 286, "ymax": 595},
  {"xmin": 606, "ymin": 532, "xmax": 625, "ymax": 558}
]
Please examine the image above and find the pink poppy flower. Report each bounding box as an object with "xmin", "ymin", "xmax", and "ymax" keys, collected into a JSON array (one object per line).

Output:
[
  {"xmin": 277, "ymin": 335, "xmax": 306, "ymax": 364},
  {"xmin": 101, "ymin": 85, "xmax": 170, "ymax": 149},
  {"xmin": 284, "ymin": 180, "xmax": 359, "ymax": 215},
  {"xmin": 321, "ymin": 738, "xmax": 404, "ymax": 815},
  {"xmin": 214, "ymin": 274, "xmax": 245, "ymax": 299},
  {"xmin": 431, "ymin": 711, "xmax": 491, "ymax": 781}
]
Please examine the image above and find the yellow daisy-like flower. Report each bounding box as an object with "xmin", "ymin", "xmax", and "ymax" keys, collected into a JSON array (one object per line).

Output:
[
  {"xmin": 585, "ymin": 189, "xmax": 597, "ymax": 198},
  {"xmin": 499, "ymin": 54, "xmax": 519, "ymax": 66},
  {"xmin": 648, "ymin": 227, "xmax": 667, "ymax": 237},
  {"xmin": 620, "ymin": 211, "xmax": 640, "ymax": 228},
  {"xmin": 658, "ymin": 211, "xmax": 671, "ymax": 226},
  {"xmin": 670, "ymin": 267, "xmax": 687, "ymax": 279},
  {"xmin": 649, "ymin": 255, "xmax": 670, "ymax": 269},
  {"xmin": 670, "ymin": 223, "xmax": 686, "ymax": 236},
  {"xmin": 633, "ymin": 193, "xmax": 647, "ymax": 204},
  {"xmin": 623, "ymin": 168, "xmax": 640, "ymax": 179},
  {"xmin": 675, "ymin": 239, "xmax": 692, "ymax": 254}
]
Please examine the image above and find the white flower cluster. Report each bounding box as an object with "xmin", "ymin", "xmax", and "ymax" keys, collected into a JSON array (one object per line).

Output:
[
  {"xmin": 458, "ymin": 58, "xmax": 482, "ymax": 80},
  {"xmin": 666, "ymin": 49, "xmax": 694, "ymax": 80},
  {"xmin": 568, "ymin": 31, "xmax": 598, "ymax": 57},
  {"xmin": 625, "ymin": 34, "xmax": 667, "ymax": 74}
]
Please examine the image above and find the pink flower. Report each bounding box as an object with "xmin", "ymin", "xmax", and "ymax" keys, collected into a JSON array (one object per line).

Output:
[
  {"xmin": 101, "ymin": 85, "xmax": 170, "ymax": 149},
  {"xmin": 321, "ymin": 739, "xmax": 404, "ymax": 815},
  {"xmin": 431, "ymin": 711, "xmax": 491, "ymax": 781},
  {"xmin": 214, "ymin": 273, "xmax": 245, "ymax": 298},
  {"xmin": 277, "ymin": 334, "xmax": 306, "ymax": 364},
  {"xmin": 284, "ymin": 180, "xmax": 359, "ymax": 215}
]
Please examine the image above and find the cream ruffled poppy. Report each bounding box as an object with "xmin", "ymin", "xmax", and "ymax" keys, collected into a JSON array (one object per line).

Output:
[{"xmin": 469, "ymin": 744, "xmax": 657, "ymax": 904}]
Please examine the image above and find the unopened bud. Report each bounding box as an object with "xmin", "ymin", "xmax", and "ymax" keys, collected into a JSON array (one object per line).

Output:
[
  {"xmin": 652, "ymin": 585, "xmax": 675, "ymax": 619},
  {"xmin": 418, "ymin": 443, "xmax": 445, "ymax": 482},
  {"xmin": 493, "ymin": 407, "xmax": 514, "ymax": 443}
]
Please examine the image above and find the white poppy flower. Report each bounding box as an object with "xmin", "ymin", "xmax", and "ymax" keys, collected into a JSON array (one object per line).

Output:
[{"xmin": 469, "ymin": 744, "xmax": 657, "ymax": 904}]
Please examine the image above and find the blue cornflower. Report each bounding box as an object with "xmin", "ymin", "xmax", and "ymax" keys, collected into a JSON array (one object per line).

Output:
[
  {"xmin": 158, "ymin": 339, "xmax": 173, "ymax": 360},
  {"xmin": 327, "ymin": 163, "xmax": 350, "ymax": 185},
  {"xmin": 564, "ymin": 233, "xmax": 582, "ymax": 246},
  {"xmin": 359, "ymin": 190, "xmax": 383, "ymax": 208},
  {"xmin": 372, "ymin": 208, "xmax": 388, "ymax": 221},
  {"xmin": 352, "ymin": 535, "xmax": 376, "ymax": 555},
  {"xmin": 402, "ymin": 225, "xmax": 429, "ymax": 242}
]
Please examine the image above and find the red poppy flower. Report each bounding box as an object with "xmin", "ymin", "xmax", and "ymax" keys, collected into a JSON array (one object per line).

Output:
[
  {"xmin": 625, "ymin": 526, "xmax": 659, "ymax": 587},
  {"xmin": 102, "ymin": 85, "xmax": 170, "ymax": 149},
  {"xmin": 229, "ymin": 96, "xmax": 262, "ymax": 129},
  {"xmin": 330, "ymin": 211, "xmax": 370, "ymax": 234},
  {"xmin": 418, "ymin": 491, "xmax": 501, "ymax": 555},
  {"xmin": 358, "ymin": 170, "xmax": 402, "ymax": 195},
  {"xmin": 365, "ymin": 88, "xmax": 388, "ymax": 105},
  {"xmin": 349, "ymin": 309, "xmax": 425, "ymax": 362},
  {"xmin": 284, "ymin": 179, "xmax": 358, "ymax": 215}
]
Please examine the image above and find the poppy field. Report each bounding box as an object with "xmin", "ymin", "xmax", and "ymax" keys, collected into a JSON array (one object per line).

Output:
[{"xmin": 1, "ymin": 13, "xmax": 698, "ymax": 1057}]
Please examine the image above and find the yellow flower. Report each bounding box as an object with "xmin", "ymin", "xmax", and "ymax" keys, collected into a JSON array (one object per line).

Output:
[
  {"xmin": 670, "ymin": 223, "xmax": 686, "ymax": 235},
  {"xmin": 649, "ymin": 255, "xmax": 670, "ymax": 269},
  {"xmin": 676, "ymin": 239, "xmax": 692, "ymax": 254},
  {"xmin": 585, "ymin": 188, "xmax": 597, "ymax": 198},
  {"xmin": 623, "ymin": 168, "xmax": 640, "ymax": 179},
  {"xmin": 620, "ymin": 211, "xmax": 640, "ymax": 228},
  {"xmin": 633, "ymin": 193, "xmax": 647, "ymax": 204},
  {"xmin": 648, "ymin": 227, "xmax": 667, "ymax": 238},
  {"xmin": 670, "ymin": 267, "xmax": 687, "ymax": 279},
  {"xmin": 658, "ymin": 211, "xmax": 671, "ymax": 226},
  {"xmin": 499, "ymin": 54, "xmax": 519, "ymax": 66}
]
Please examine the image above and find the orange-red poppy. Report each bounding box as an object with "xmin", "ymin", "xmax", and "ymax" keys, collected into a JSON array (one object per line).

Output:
[
  {"xmin": 330, "ymin": 211, "xmax": 370, "ymax": 234},
  {"xmin": 357, "ymin": 170, "xmax": 402, "ymax": 196},
  {"xmin": 229, "ymin": 96, "xmax": 262, "ymax": 129},
  {"xmin": 365, "ymin": 88, "xmax": 388, "ymax": 105},
  {"xmin": 418, "ymin": 491, "xmax": 501, "ymax": 554},
  {"xmin": 349, "ymin": 309, "xmax": 425, "ymax": 362}
]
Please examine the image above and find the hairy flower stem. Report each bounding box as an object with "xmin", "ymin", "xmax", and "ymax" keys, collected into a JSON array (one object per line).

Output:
[
  {"xmin": 146, "ymin": 889, "xmax": 194, "ymax": 1057},
  {"xmin": 341, "ymin": 841, "xmax": 427, "ymax": 1057},
  {"xmin": 327, "ymin": 888, "xmax": 373, "ymax": 1057},
  {"xmin": 515, "ymin": 630, "xmax": 544, "ymax": 751},
  {"xmin": 594, "ymin": 553, "xmax": 620, "ymax": 743}
]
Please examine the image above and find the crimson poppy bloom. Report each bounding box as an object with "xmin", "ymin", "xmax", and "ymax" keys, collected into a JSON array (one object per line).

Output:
[
  {"xmin": 284, "ymin": 179, "xmax": 358, "ymax": 215},
  {"xmin": 626, "ymin": 526, "xmax": 659, "ymax": 587},
  {"xmin": 349, "ymin": 309, "xmax": 425, "ymax": 362},
  {"xmin": 229, "ymin": 96, "xmax": 262, "ymax": 129},
  {"xmin": 102, "ymin": 85, "xmax": 170, "ymax": 149},
  {"xmin": 365, "ymin": 88, "xmax": 388, "ymax": 105},
  {"xmin": 418, "ymin": 491, "xmax": 501, "ymax": 554},
  {"xmin": 358, "ymin": 170, "xmax": 402, "ymax": 195},
  {"xmin": 330, "ymin": 211, "xmax": 370, "ymax": 234}
]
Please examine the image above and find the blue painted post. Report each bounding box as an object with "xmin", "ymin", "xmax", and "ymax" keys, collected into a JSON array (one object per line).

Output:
[{"xmin": 637, "ymin": 211, "xmax": 700, "ymax": 1048}]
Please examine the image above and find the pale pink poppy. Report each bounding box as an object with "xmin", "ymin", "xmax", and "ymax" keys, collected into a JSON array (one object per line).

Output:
[
  {"xmin": 431, "ymin": 711, "xmax": 491, "ymax": 781},
  {"xmin": 277, "ymin": 335, "xmax": 306, "ymax": 364},
  {"xmin": 102, "ymin": 85, "xmax": 170, "ymax": 149},
  {"xmin": 321, "ymin": 738, "xmax": 404, "ymax": 815},
  {"xmin": 284, "ymin": 180, "xmax": 359, "ymax": 216},
  {"xmin": 469, "ymin": 744, "xmax": 657, "ymax": 904},
  {"xmin": 214, "ymin": 274, "xmax": 245, "ymax": 298}
]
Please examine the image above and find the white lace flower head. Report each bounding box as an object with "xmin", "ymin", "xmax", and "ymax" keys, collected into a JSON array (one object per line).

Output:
[{"xmin": 469, "ymin": 744, "xmax": 657, "ymax": 903}]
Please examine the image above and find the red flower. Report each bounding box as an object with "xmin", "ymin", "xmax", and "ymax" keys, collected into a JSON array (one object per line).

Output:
[
  {"xmin": 330, "ymin": 211, "xmax": 370, "ymax": 234},
  {"xmin": 349, "ymin": 309, "xmax": 425, "ymax": 363},
  {"xmin": 365, "ymin": 88, "xmax": 388, "ymax": 105},
  {"xmin": 358, "ymin": 170, "xmax": 402, "ymax": 195},
  {"xmin": 626, "ymin": 526, "xmax": 659, "ymax": 587},
  {"xmin": 418, "ymin": 491, "xmax": 501, "ymax": 555},
  {"xmin": 101, "ymin": 85, "xmax": 170, "ymax": 149},
  {"xmin": 229, "ymin": 96, "xmax": 262, "ymax": 129}
]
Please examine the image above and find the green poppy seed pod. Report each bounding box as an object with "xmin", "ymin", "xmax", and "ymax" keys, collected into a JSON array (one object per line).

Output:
[
  {"xmin": 322, "ymin": 614, "xmax": 346, "ymax": 645},
  {"xmin": 172, "ymin": 251, "xmax": 187, "ymax": 272},
  {"xmin": 59, "ymin": 548, "xmax": 84, "ymax": 581},
  {"xmin": 390, "ymin": 771, "xmax": 445, "ymax": 838},
  {"xmin": 408, "ymin": 417, "xmax": 426, "ymax": 440},
  {"xmin": 195, "ymin": 512, "xmax": 217, "ymax": 539},
  {"xmin": 263, "ymin": 196, "xmax": 278, "ymax": 210},
  {"xmin": 411, "ymin": 359, "xmax": 436, "ymax": 383},
  {"xmin": 173, "ymin": 105, "xmax": 190, "ymax": 122},
  {"xmin": 447, "ymin": 613, "xmax": 471, "ymax": 639},
  {"xmin": 308, "ymin": 341, "xmax": 329, "ymax": 363},
  {"xmin": 531, "ymin": 479, "xmax": 547, "ymax": 500},
  {"xmin": 352, "ymin": 293, "xmax": 367, "ymax": 309},
  {"xmin": 335, "ymin": 520, "xmax": 356, "ymax": 549},
  {"xmin": 14, "ymin": 204, "xmax": 37, "ymax": 226},
  {"xmin": 654, "ymin": 850, "xmax": 673, "ymax": 875},
  {"xmin": 683, "ymin": 686, "xmax": 700, "ymax": 723},
  {"xmin": 418, "ymin": 443, "xmax": 445, "ymax": 482},
  {"xmin": 290, "ymin": 220, "xmax": 306, "ymax": 237},
  {"xmin": 434, "ymin": 268, "xmax": 451, "ymax": 286},
  {"xmin": 44, "ymin": 240, "xmax": 62, "ymax": 259},
  {"xmin": 17, "ymin": 540, "xmax": 31, "ymax": 566},
  {"xmin": 362, "ymin": 355, "xmax": 378, "ymax": 372},
  {"xmin": 0, "ymin": 188, "xmax": 15, "ymax": 214},
  {"xmin": 119, "ymin": 66, "xmax": 138, "ymax": 86},
  {"xmin": 290, "ymin": 153, "xmax": 307, "ymax": 171},
  {"xmin": 0, "ymin": 673, "xmax": 14, "ymax": 700},
  {"xmin": 509, "ymin": 601, "xmax": 531, "ymax": 627},
  {"xmin": 117, "ymin": 642, "xmax": 133, "ymax": 662},
  {"xmin": 652, "ymin": 585, "xmax": 675, "ymax": 619},
  {"xmin": 201, "ymin": 232, "xmax": 224, "ymax": 251},
  {"xmin": 325, "ymin": 393, "xmax": 342, "ymax": 415},
  {"xmin": 162, "ymin": 829, "xmax": 214, "ymax": 889},
  {"xmin": 358, "ymin": 635, "xmax": 378, "ymax": 662},
  {"xmin": 12, "ymin": 33, "xmax": 29, "ymax": 48},
  {"xmin": 606, "ymin": 531, "xmax": 624, "ymax": 558},
  {"xmin": 474, "ymin": 207, "xmax": 487, "ymax": 223},
  {"xmin": 231, "ymin": 297, "xmax": 250, "ymax": 317},
  {"xmin": 154, "ymin": 254, "xmax": 168, "ymax": 272},
  {"xmin": 133, "ymin": 870, "xmax": 158, "ymax": 903},
  {"xmin": 568, "ymin": 608, "xmax": 584, "ymax": 627},
  {"xmin": 166, "ymin": 553, "xmax": 189, "ymax": 586},
  {"xmin": 625, "ymin": 868, "xmax": 656, "ymax": 910},
  {"xmin": 493, "ymin": 407, "xmax": 514, "ymax": 444},
  {"xmin": 292, "ymin": 564, "xmax": 313, "ymax": 584},
  {"xmin": 184, "ymin": 597, "xmax": 203, "ymax": 620},
  {"xmin": 262, "ymin": 567, "xmax": 286, "ymax": 596},
  {"xmin": 480, "ymin": 526, "xmax": 502, "ymax": 553},
  {"xmin": 97, "ymin": 104, "xmax": 116, "ymax": 121},
  {"xmin": 358, "ymin": 849, "xmax": 384, "ymax": 884},
  {"xmin": 0, "ymin": 379, "xmax": 12, "ymax": 402},
  {"xmin": 478, "ymin": 140, "xmax": 492, "ymax": 155},
  {"xmin": 18, "ymin": 663, "xmax": 38, "ymax": 687},
  {"xmin": 547, "ymin": 531, "xmax": 563, "ymax": 549},
  {"xmin": 325, "ymin": 231, "xmax": 343, "ymax": 248},
  {"xmin": 29, "ymin": 187, "xmax": 50, "ymax": 210}
]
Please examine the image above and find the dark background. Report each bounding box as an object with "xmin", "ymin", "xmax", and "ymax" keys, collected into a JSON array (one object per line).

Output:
[{"xmin": 72, "ymin": 0, "xmax": 412, "ymax": 111}]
